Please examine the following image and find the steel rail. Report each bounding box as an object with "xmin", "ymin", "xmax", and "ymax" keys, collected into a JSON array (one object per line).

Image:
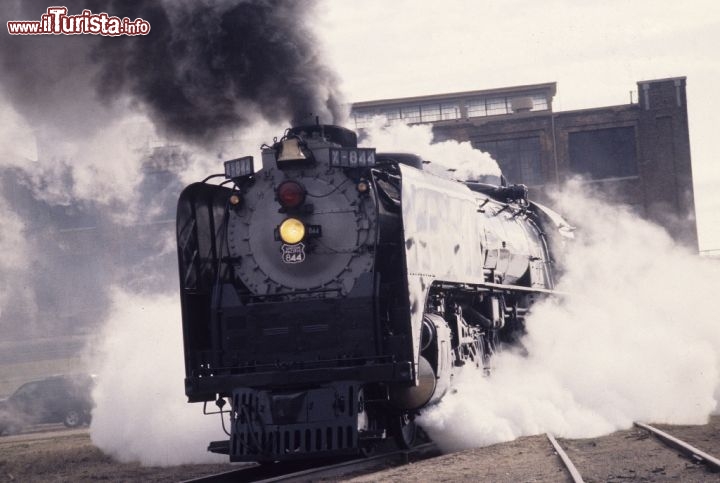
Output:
[
  {"xmin": 546, "ymin": 433, "xmax": 585, "ymax": 483},
  {"xmin": 634, "ymin": 421, "xmax": 720, "ymax": 472},
  {"xmin": 257, "ymin": 442, "xmax": 439, "ymax": 482},
  {"xmin": 183, "ymin": 443, "xmax": 440, "ymax": 483}
]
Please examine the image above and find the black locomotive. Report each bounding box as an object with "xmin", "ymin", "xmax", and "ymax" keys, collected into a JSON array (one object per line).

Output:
[{"xmin": 176, "ymin": 124, "xmax": 571, "ymax": 462}]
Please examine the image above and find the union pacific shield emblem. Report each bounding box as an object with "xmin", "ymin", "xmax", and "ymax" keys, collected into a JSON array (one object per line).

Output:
[{"xmin": 281, "ymin": 243, "xmax": 306, "ymax": 264}]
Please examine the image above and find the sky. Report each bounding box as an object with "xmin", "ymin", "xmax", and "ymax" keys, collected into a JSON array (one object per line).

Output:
[{"xmin": 318, "ymin": 0, "xmax": 720, "ymax": 251}]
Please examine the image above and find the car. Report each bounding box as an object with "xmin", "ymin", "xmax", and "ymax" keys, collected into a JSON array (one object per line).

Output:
[{"xmin": 0, "ymin": 374, "xmax": 95, "ymax": 436}]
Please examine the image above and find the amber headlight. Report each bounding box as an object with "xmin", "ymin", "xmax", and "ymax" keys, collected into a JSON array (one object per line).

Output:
[{"xmin": 279, "ymin": 218, "xmax": 306, "ymax": 245}]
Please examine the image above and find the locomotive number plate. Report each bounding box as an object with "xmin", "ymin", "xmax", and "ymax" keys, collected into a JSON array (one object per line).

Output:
[
  {"xmin": 329, "ymin": 148, "xmax": 376, "ymax": 167},
  {"xmin": 281, "ymin": 243, "xmax": 306, "ymax": 264}
]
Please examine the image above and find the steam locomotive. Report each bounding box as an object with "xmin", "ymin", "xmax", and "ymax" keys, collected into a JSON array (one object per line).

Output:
[{"xmin": 176, "ymin": 124, "xmax": 571, "ymax": 462}]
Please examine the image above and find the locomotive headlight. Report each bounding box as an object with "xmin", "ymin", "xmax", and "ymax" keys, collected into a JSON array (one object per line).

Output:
[{"xmin": 279, "ymin": 218, "xmax": 306, "ymax": 245}]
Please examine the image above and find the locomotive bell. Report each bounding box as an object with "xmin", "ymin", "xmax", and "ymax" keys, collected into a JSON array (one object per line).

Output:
[{"xmin": 277, "ymin": 138, "xmax": 307, "ymax": 163}]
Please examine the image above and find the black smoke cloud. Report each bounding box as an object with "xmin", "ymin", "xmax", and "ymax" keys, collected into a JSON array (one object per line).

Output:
[
  {"xmin": 0, "ymin": 0, "xmax": 343, "ymax": 348},
  {"xmin": 0, "ymin": 0, "xmax": 344, "ymax": 144}
]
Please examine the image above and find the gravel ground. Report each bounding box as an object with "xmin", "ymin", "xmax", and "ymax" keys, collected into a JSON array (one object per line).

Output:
[
  {"xmin": 0, "ymin": 426, "xmax": 236, "ymax": 482},
  {"xmin": 350, "ymin": 416, "xmax": 720, "ymax": 482},
  {"xmin": 1, "ymin": 417, "xmax": 719, "ymax": 482},
  {"xmin": 558, "ymin": 419, "xmax": 720, "ymax": 482},
  {"xmin": 348, "ymin": 435, "xmax": 571, "ymax": 482}
]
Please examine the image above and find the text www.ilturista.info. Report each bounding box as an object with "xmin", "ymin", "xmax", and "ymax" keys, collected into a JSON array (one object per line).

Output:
[{"xmin": 7, "ymin": 7, "xmax": 150, "ymax": 36}]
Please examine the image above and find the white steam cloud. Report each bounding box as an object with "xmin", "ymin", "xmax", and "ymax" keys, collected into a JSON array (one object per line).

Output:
[
  {"xmin": 359, "ymin": 118, "xmax": 500, "ymax": 180},
  {"xmin": 0, "ymin": 101, "xmax": 149, "ymax": 208},
  {"xmin": 0, "ymin": 83, "xmax": 285, "ymax": 465},
  {"xmin": 420, "ymin": 180, "xmax": 720, "ymax": 452},
  {"xmin": 0, "ymin": 197, "xmax": 28, "ymax": 272},
  {"xmin": 91, "ymin": 289, "xmax": 226, "ymax": 465},
  {"xmin": 0, "ymin": 195, "xmax": 32, "ymax": 320},
  {"xmin": 0, "ymin": 103, "xmax": 37, "ymax": 162},
  {"xmin": 0, "ymin": 97, "xmax": 275, "ymax": 222}
]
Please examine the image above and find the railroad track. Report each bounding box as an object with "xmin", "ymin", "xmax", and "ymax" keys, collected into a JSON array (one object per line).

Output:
[
  {"xmin": 633, "ymin": 422, "xmax": 720, "ymax": 472},
  {"xmin": 183, "ymin": 442, "xmax": 440, "ymax": 483},
  {"xmin": 547, "ymin": 422, "xmax": 720, "ymax": 482},
  {"xmin": 187, "ymin": 422, "xmax": 718, "ymax": 482}
]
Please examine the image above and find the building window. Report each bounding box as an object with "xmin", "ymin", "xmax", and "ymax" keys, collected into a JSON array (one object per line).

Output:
[
  {"xmin": 401, "ymin": 106, "xmax": 421, "ymax": 123},
  {"xmin": 441, "ymin": 103, "xmax": 460, "ymax": 120},
  {"xmin": 353, "ymin": 110, "xmax": 373, "ymax": 129},
  {"xmin": 379, "ymin": 108, "xmax": 401, "ymax": 123},
  {"xmin": 420, "ymin": 104, "xmax": 441, "ymax": 122},
  {"xmin": 568, "ymin": 126, "xmax": 638, "ymax": 180},
  {"xmin": 467, "ymin": 99, "xmax": 487, "ymax": 118},
  {"xmin": 475, "ymin": 137, "xmax": 543, "ymax": 185},
  {"xmin": 351, "ymin": 87, "xmax": 555, "ymax": 128},
  {"xmin": 486, "ymin": 97, "xmax": 509, "ymax": 116},
  {"xmin": 531, "ymin": 94, "xmax": 548, "ymax": 111}
]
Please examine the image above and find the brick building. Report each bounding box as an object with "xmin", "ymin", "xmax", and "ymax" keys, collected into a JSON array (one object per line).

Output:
[{"xmin": 350, "ymin": 77, "xmax": 698, "ymax": 250}]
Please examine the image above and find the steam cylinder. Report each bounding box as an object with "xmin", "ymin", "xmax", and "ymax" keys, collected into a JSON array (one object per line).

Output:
[{"xmin": 389, "ymin": 314, "xmax": 453, "ymax": 410}]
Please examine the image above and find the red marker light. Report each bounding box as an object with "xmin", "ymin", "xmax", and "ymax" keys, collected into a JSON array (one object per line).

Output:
[{"xmin": 276, "ymin": 180, "xmax": 306, "ymax": 209}]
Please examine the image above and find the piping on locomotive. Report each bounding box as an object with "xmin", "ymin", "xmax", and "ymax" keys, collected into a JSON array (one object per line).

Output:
[{"xmin": 176, "ymin": 124, "xmax": 573, "ymax": 462}]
